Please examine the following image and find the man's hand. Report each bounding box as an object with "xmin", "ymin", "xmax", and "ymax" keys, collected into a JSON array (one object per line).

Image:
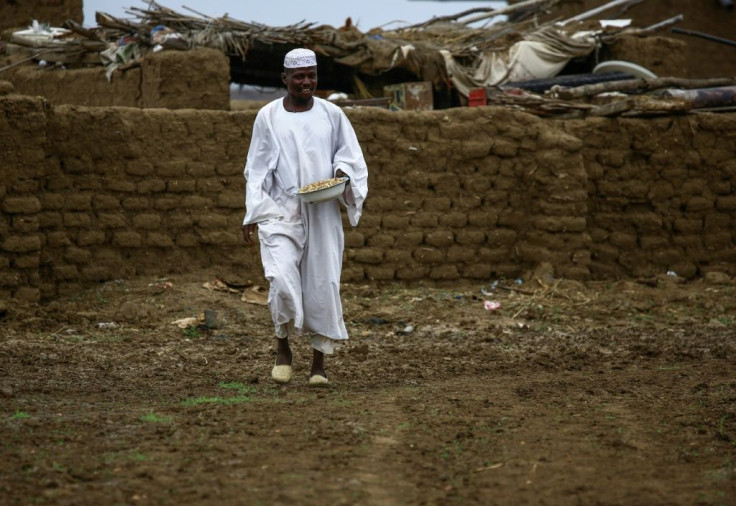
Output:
[{"xmin": 242, "ymin": 223, "xmax": 257, "ymax": 246}]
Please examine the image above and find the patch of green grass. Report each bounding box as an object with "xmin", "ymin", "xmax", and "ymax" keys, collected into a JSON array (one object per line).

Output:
[
  {"xmin": 717, "ymin": 316, "xmax": 734, "ymax": 327},
  {"xmin": 11, "ymin": 411, "xmax": 30, "ymax": 420},
  {"xmin": 140, "ymin": 412, "xmax": 173, "ymax": 423},
  {"xmin": 182, "ymin": 326, "xmax": 201, "ymax": 339}
]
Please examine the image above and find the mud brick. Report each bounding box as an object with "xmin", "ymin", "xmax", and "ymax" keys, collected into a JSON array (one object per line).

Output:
[
  {"xmin": 215, "ymin": 163, "xmax": 242, "ymax": 176},
  {"xmin": 491, "ymin": 139, "xmax": 518, "ymax": 158},
  {"xmin": 422, "ymin": 197, "xmax": 452, "ymax": 212},
  {"xmin": 157, "ymin": 160, "xmax": 187, "ymax": 177},
  {"xmin": 126, "ymin": 161, "xmax": 154, "ymax": 176},
  {"xmin": 166, "ymin": 180, "xmax": 196, "ymax": 193},
  {"xmin": 198, "ymin": 231, "xmax": 239, "ymax": 246},
  {"xmin": 430, "ymin": 265, "xmax": 459, "ymax": 280},
  {"xmin": 12, "ymin": 253, "xmax": 38, "ymax": 269},
  {"xmin": 425, "ymin": 230, "xmax": 454, "ymax": 248},
  {"xmin": 365, "ymin": 265, "xmax": 396, "ymax": 281},
  {"xmin": 410, "ymin": 214, "xmax": 438, "ymax": 228},
  {"xmin": 40, "ymin": 283, "xmax": 56, "ymax": 299},
  {"xmin": 168, "ymin": 215, "xmax": 194, "ymax": 229},
  {"xmin": 80, "ymin": 266, "xmax": 112, "ymax": 282},
  {"xmin": 373, "ymin": 122, "xmax": 401, "ymax": 141},
  {"xmin": 14, "ymin": 287, "xmax": 40, "ymax": 302},
  {"xmin": 93, "ymin": 195, "xmax": 121, "ymax": 210},
  {"xmin": 461, "ymin": 263, "xmax": 492, "ymax": 279},
  {"xmin": 382, "ymin": 215, "xmax": 411, "ymax": 229},
  {"xmin": 40, "ymin": 211, "xmax": 63, "ymax": 229},
  {"xmin": 413, "ymin": 247, "xmax": 445, "ymax": 264},
  {"xmin": 495, "ymin": 210, "xmax": 527, "ymax": 229},
  {"xmin": 446, "ymin": 245, "xmax": 475, "ymax": 263},
  {"xmin": 186, "ymin": 162, "xmax": 216, "ymax": 177},
  {"xmin": 341, "ymin": 265, "xmax": 365, "ymax": 282},
  {"xmin": 98, "ymin": 213, "xmax": 127, "ymax": 228},
  {"xmin": 344, "ymin": 231, "xmax": 365, "ymax": 248},
  {"xmin": 704, "ymin": 232, "xmax": 733, "ymax": 249},
  {"xmin": 639, "ymin": 236, "xmax": 669, "ymax": 250},
  {"xmin": 41, "ymin": 193, "xmax": 64, "ymax": 210},
  {"xmin": 458, "ymin": 139, "xmax": 491, "ymax": 159},
  {"xmin": 364, "ymin": 196, "xmax": 396, "ymax": 212},
  {"xmin": 396, "ymin": 265, "xmax": 430, "ymax": 280},
  {"xmin": 385, "ymin": 249, "xmax": 412, "ymax": 263},
  {"xmin": 113, "ymin": 231, "xmax": 142, "ymax": 248},
  {"xmin": 716, "ymin": 195, "xmax": 736, "ymax": 211},
  {"xmin": 12, "ymin": 216, "xmax": 39, "ymax": 233},
  {"xmin": 394, "ymin": 230, "xmax": 424, "ymax": 247},
  {"xmin": 0, "ymin": 272, "xmax": 21, "ymax": 287},
  {"xmin": 63, "ymin": 194, "xmax": 92, "ymax": 211},
  {"xmin": 45, "ymin": 231, "xmax": 71, "ymax": 248},
  {"xmin": 353, "ymin": 248, "xmax": 384, "ymax": 264},
  {"xmin": 673, "ymin": 218, "xmax": 703, "ymax": 234},
  {"xmin": 437, "ymin": 122, "xmax": 476, "ymax": 140},
  {"xmin": 12, "ymin": 179, "xmax": 41, "ymax": 193},
  {"xmin": 195, "ymin": 214, "xmax": 228, "ymax": 229},
  {"xmin": 557, "ymin": 266, "xmax": 590, "ymax": 281},
  {"xmin": 63, "ymin": 246, "xmax": 92, "ymax": 264},
  {"xmin": 461, "ymin": 175, "xmax": 491, "ymax": 193},
  {"xmin": 630, "ymin": 213, "xmax": 663, "ymax": 231},
  {"xmin": 64, "ymin": 156, "xmax": 94, "ymax": 174},
  {"xmin": 153, "ymin": 198, "xmax": 179, "ymax": 210},
  {"xmin": 704, "ymin": 213, "xmax": 732, "ymax": 231},
  {"xmin": 2, "ymin": 236, "xmax": 41, "ymax": 253},
  {"xmin": 453, "ymin": 194, "xmax": 482, "ymax": 211},
  {"xmin": 608, "ymin": 232, "xmax": 636, "ymax": 249},
  {"xmin": 146, "ymin": 233, "xmax": 175, "ymax": 248},
  {"xmin": 533, "ymin": 216, "xmax": 586, "ymax": 233},
  {"xmin": 485, "ymin": 229, "xmax": 516, "ymax": 247},
  {"xmin": 428, "ymin": 173, "xmax": 460, "ymax": 193},
  {"xmin": 132, "ymin": 214, "xmax": 161, "ymax": 230},
  {"xmin": 63, "ymin": 213, "xmax": 92, "ymax": 228},
  {"xmin": 359, "ymin": 214, "xmax": 381, "ymax": 228},
  {"xmin": 179, "ymin": 196, "xmax": 207, "ymax": 210},
  {"xmin": 672, "ymin": 235, "xmax": 703, "ymax": 248},
  {"xmin": 439, "ymin": 212, "xmax": 468, "ymax": 228},
  {"xmin": 477, "ymin": 247, "xmax": 511, "ymax": 263},
  {"xmin": 121, "ymin": 197, "xmax": 149, "ymax": 211},
  {"xmin": 217, "ymin": 193, "xmax": 243, "ymax": 209},
  {"xmin": 685, "ymin": 196, "xmax": 714, "ymax": 212},
  {"xmin": 482, "ymin": 190, "xmax": 508, "ymax": 206},
  {"xmin": 77, "ymin": 231, "xmax": 106, "ymax": 246},
  {"xmin": 137, "ymin": 179, "xmax": 166, "ymax": 193},
  {"xmin": 106, "ymin": 180, "xmax": 136, "ymax": 192},
  {"xmin": 367, "ymin": 234, "xmax": 396, "ymax": 249},
  {"xmin": 197, "ymin": 178, "xmax": 225, "ymax": 193},
  {"xmin": 0, "ymin": 257, "xmax": 8, "ymax": 270},
  {"xmin": 2, "ymin": 196, "xmax": 41, "ymax": 214},
  {"xmin": 538, "ymin": 129, "xmax": 583, "ymax": 152},
  {"xmin": 710, "ymin": 181, "xmax": 732, "ymax": 195},
  {"xmin": 455, "ymin": 230, "xmax": 486, "ymax": 245}
]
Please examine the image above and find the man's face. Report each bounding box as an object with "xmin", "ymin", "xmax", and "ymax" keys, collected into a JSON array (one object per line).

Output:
[{"xmin": 282, "ymin": 67, "xmax": 318, "ymax": 100}]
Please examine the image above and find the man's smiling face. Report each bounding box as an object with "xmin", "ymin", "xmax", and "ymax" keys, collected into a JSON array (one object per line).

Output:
[{"xmin": 282, "ymin": 66, "xmax": 318, "ymax": 101}]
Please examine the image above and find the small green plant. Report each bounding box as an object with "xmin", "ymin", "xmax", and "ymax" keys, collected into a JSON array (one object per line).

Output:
[
  {"xmin": 219, "ymin": 382, "xmax": 257, "ymax": 395},
  {"xmin": 140, "ymin": 412, "xmax": 173, "ymax": 423},
  {"xmin": 11, "ymin": 411, "xmax": 30, "ymax": 420},
  {"xmin": 182, "ymin": 326, "xmax": 201, "ymax": 338}
]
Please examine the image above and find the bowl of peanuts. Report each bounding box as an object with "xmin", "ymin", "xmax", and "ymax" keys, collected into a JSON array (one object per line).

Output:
[{"xmin": 296, "ymin": 176, "xmax": 349, "ymax": 203}]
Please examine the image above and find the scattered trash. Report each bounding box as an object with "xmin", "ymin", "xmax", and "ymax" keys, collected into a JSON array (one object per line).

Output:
[
  {"xmin": 148, "ymin": 280, "xmax": 173, "ymax": 291},
  {"xmin": 327, "ymin": 92, "xmax": 348, "ymax": 101},
  {"xmin": 411, "ymin": 297, "xmax": 423, "ymax": 302},
  {"xmin": 202, "ymin": 280, "xmax": 239, "ymax": 293},
  {"xmin": 241, "ymin": 286, "xmax": 268, "ymax": 306},
  {"xmin": 666, "ymin": 270, "xmax": 678, "ymax": 277},
  {"xmin": 484, "ymin": 300, "xmax": 501, "ymax": 311},
  {"xmin": 515, "ymin": 278, "xmax": 524, "ymax": 285},
  {"xmin": 96, "ymin": 322, "xmax": 119, "ymax": 329},
  {"xmin": 171, "ymin": 317, "xmax": 198, "ymax": 329},
  {"xmin": 396, "ymin": 324, "xmax": 414, "ymax": 335},
  {"xmin": 408, "ymin": 146, "xmax": 419, "ymax": 151},
  {"xmin": 202, "ymin": 309, "xmax": 218, "ymax": 329}
]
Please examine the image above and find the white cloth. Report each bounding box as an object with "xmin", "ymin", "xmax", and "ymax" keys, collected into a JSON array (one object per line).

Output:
[{"xmin": 243, "ymin": 97, "xmax": 368, "ymax": 346}]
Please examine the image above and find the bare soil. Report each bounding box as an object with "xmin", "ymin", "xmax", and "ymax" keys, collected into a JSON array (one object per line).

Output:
[{"xmin": 1, "ymin": 268, "xmax": 735, "ymax": 505}]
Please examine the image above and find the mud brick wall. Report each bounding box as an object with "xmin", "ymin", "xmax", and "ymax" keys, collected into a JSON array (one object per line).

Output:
[
  {"xmin": 567, "ymin": 115, "xmax": 736, "ymax": 280},
  {"xmin": 0, "ymin": 0, "xmax": 82, "ymax": 31},
  {"xmin": 1, "ymin": 96, "xmax": 735, "ymax": 302},
  {"xmin": 5, "ymin": 49, "xmax": 230, "ymax": 110}
]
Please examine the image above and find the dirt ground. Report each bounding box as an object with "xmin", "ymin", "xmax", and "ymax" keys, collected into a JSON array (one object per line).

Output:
[{"xmin": 1, "ymin": 266, "xmax": 735, "ymax": 505}]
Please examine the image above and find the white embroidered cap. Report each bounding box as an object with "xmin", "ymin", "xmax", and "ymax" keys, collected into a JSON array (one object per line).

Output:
[{"xmin": 283, "ymin": 48, "xmax": 317, "ymax": 69}]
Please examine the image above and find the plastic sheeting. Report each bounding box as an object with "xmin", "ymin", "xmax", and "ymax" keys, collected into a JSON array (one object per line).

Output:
[{"xmin": 441, "ymin": 27, "xmax": 597, "ymax": 97}]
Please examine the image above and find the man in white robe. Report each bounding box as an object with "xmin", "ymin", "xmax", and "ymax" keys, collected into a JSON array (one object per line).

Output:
[{"xmin": 242, "ymin": 48, "xmax": 368, "ymax": 386}]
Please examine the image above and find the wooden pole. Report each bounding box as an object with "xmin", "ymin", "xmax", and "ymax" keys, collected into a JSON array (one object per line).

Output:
[
  {"xmin": 551, "ymin": 77, "xmax": 736, "ymax": 100},
  {"xmin": 560, "ymin": 0, "xmax": 644, "ymax": 25}
]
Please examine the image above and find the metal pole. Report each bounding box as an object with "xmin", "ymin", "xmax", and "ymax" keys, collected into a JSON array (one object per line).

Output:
[{"xmin": 671, "ymin": 27, "xmax": 736, "ymax": 48}]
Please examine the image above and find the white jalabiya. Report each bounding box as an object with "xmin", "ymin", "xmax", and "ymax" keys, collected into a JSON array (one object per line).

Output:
[{"xmin": 243, "ymin": 97, "xmax": 368, "ymax": 352}]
